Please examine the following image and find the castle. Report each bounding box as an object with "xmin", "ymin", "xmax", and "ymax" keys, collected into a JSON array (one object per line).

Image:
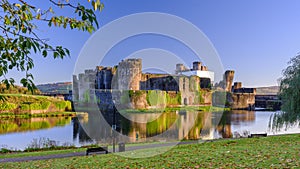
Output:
[
  {"xmin": 73, "ymin": 58, "xmax": 256, "ymax": 110},
  {"xmin": 73, "ymin": 59, "xmax": 214, "ymax": 109}
]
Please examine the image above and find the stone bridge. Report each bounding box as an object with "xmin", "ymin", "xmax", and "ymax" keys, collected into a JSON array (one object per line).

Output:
[{"xmin": 255, "ymin": 94, "xmax": 282, "ymax": 111}]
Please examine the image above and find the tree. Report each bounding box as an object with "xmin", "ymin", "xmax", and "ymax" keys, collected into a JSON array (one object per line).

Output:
[
  {"xmin": 271, "ymin": 54, "xmax": 300, "ymax": 131},
  {"xmin": 0, "ymin": 0, "xmax": 104, "ymax": 91},
  {"xmin": 279, "ymin": 54, "xmax": 300, "ymax": 114}
]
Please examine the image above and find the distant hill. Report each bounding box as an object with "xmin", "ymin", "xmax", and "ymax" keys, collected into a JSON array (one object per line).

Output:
[
  {"xmin": 0, "ymin": 83, "xmax": 41, "ymax": 95},
  {"xmin": 36, "ymin": 82, "xmax": 72, "ymax": 94},
  {"xmin": 256, "ymin": 86, "xmax": 279, "ymax": 95}
]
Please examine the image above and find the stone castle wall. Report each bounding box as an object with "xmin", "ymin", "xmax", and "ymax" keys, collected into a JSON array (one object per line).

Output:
[
  {"xmin": 228, "ymin": 93, "xmax": 256, "ymax": 110},
  {"xmin": 95, "ymin": 66, "xmax": 117, "ymax": 90}
]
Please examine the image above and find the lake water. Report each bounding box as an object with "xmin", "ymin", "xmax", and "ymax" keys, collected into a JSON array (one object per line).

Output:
[{"xmin": 0, "ymin": 110, "xmax": 299, "ymax": 150}]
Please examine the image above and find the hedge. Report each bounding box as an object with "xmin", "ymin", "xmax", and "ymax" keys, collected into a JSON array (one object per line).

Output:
[
  {"xmin": 53, "ymin": 101, "xmax": 67, "ymax": 110},
  {"xmin": 0, "ymin": 103, "xmax": 17, "ymax": 111},
  {"xmin": 0, "ymin": 94, "xmax": 73, "ymax": 113}
]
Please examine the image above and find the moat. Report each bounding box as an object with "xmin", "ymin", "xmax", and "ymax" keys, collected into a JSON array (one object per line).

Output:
[{"xmin": 0, "ymin": 110, "xmax": 299, "ymax": 150}]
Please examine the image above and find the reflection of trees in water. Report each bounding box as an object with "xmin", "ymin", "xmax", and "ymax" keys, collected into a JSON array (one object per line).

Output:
[
  {"xmin": 268, "ymin": 111, "xmax": 300, "ymax": 132},
  {"xmin": 0, "ymin": 117, "xmax": 72, "ymax": 134}
]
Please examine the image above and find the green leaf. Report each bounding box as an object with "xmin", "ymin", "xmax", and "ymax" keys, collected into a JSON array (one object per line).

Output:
[
  {"xmin": 65, "ymin": 48, "xmax": 70, "ymax": 56},
  {"xmin": 53, "ymin": 52, "xmax": 58, "ymax": 58},
  {"xmin": 32, "ymin": 43, "xmax": 37, "ymax": 53},
  {"xmin": 42, "ymin": 50, "xmax": 47, "ymax": 57}
]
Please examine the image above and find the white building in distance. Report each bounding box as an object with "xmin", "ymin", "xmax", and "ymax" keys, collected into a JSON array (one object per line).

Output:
[{"xmin": 176, "ymin": 61, "xmax": 215, "ymax": 84}]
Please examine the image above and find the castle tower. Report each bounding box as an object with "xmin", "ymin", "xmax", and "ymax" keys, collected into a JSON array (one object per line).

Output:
[
  {"xmin": 233, "ymin": 82, "xmax": 242, "ymax": 90},
  {"xmin": 224, "ymin": 70, "xmax": 235, "ymax": 92},
  {"xmin": 192, "ymin": 62, "xmax": 202, "ymax": 71},
  {"xmin": 117, "ymin": 58, "xmax": 142, "ymax": 90},
  {"xmin": 77, "ymin": 70, "xmax": 96, "ymax": 102},
  {"xmin": 176, "ymin": 63, "xmax": 187, "ymax": 74},
  {"xmin": 72, "ymin": 75, "xmax": 79, "ymax": 101}
]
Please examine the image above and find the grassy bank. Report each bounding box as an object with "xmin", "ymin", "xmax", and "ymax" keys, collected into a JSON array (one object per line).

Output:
[
  {"xmin": 0, "ymin": 94, "xmax": 72, "ymax": 114},
  {"xmin": 0, "ymin": 134, "xmax": 299, "ymax": 168}
]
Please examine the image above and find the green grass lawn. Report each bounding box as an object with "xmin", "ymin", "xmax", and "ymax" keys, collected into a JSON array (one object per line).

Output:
[{"xmin": 0, "ymin": 134, "xmax": 299, "ymax": 168}]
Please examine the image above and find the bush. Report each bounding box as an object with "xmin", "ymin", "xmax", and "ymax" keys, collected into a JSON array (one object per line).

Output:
[
  {"xmin": 0, "ymin": 94, "xmax": 73, "ymax": 113},
  {"xmin": 20, "ymin": 101, "xmax": 50, "ymax": 111},
  {"xmin": 24, "ymin": 137, "xmax": 76, "ymax": 152},
  {"xmin": 20, "ymin": 104, "xmax": 30, "ymax": 111},
  {"xmin": 29, "ymin": 103, "xmax": 42, "ymax": 110},
  {"xmin": 41, "ymin": 101, "xmax": 51, "ymax": 110},
  {"xmin": 65, "ymin": 101, "xmax": 72, "ymax": 111},
  {"xmin": 166, "ymin": 92, "xmax": 181, "ymax": 105},
  {"xmin": 0, "ymin": 147, "xmax": 19, "ymax": 154},
  {"xmin": 54, "ymin": 101, "xmax": 67, "ymax": 110},
  {"xmin": 0, "ymin": 103, "xmax": 17, "ymax": 111},
  {"xmin": 194, "ymin": 90, "xmax": 206, "ymax": 104},
  {"xmin": 128, "ymin": 90, "xmax": 145, "ymax": 99},
  {"xmin": 146, "ymin": 90, "xmax": 166, "ymax": 106}
]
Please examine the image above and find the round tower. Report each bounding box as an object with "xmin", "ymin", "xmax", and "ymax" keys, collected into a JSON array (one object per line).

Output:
[{"xmin": 117, "ymin": 58, "xmax": 142, "ymax": 90}]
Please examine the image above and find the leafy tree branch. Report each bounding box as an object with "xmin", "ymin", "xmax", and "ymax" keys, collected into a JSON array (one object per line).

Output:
[{"xmin": 0, "ymin": 0, "xmax": 104, "ymax": 92}]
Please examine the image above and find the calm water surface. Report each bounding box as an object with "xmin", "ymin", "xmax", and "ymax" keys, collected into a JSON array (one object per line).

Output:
[{"xmin": 0, "ymin": 110, "xmax": 299, "ymax": 150}]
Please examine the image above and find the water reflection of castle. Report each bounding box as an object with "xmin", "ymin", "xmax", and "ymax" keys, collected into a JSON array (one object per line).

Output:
[{"xmin": 72, "ymin": 111, "xmax": 256, "ymax": 143}]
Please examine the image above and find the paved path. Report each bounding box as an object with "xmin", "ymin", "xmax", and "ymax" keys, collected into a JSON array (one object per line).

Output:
[
  {"xmin": 0, "ymin": 141, "xmax": 199, "ymax": 163},
  {"xmin": 0, "ymin": 152, "xmax": 86, "ymax": 163}
]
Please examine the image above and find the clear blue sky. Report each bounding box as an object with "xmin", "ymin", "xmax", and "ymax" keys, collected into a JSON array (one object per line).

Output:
[{"xmin": 7, "ymin": 0, "xmax": 300, "ymax": 87}]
